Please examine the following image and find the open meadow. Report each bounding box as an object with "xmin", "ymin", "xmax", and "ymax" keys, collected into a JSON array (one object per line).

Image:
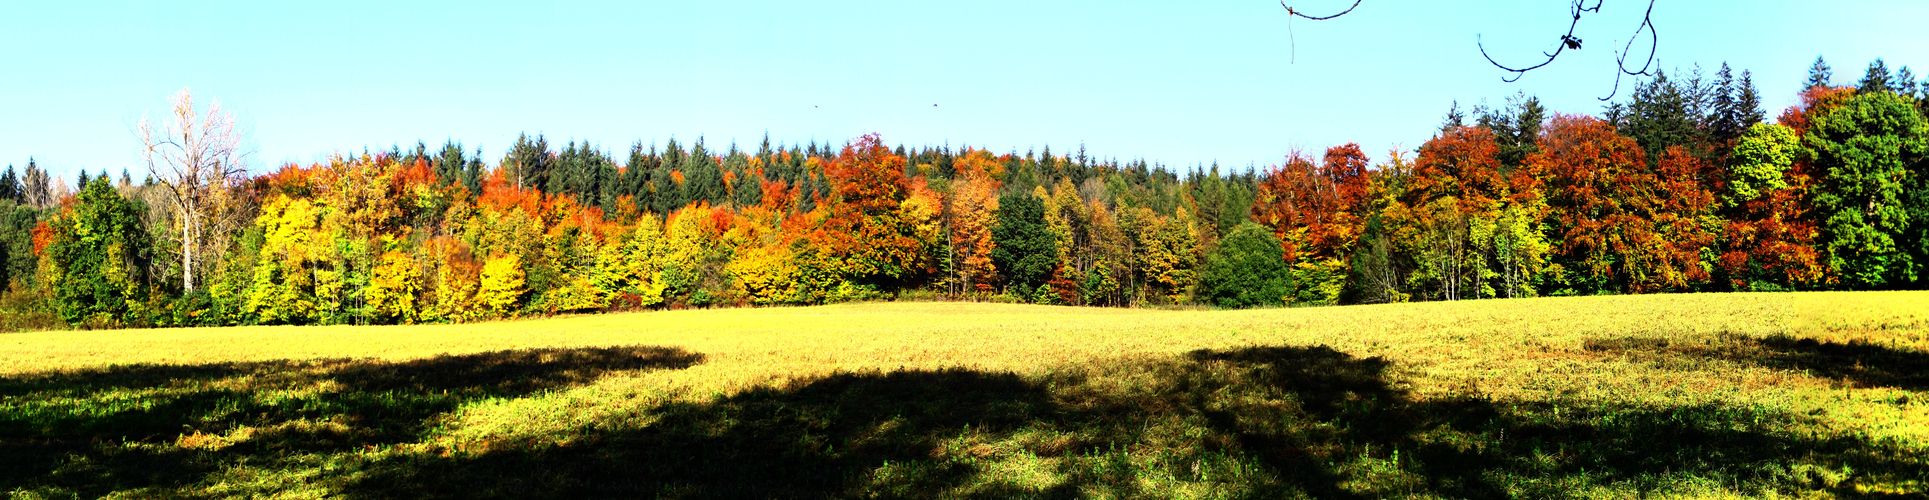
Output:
[{"xmin": 3, "ymin": 291, "xmax": 1927, "ymax": 497}]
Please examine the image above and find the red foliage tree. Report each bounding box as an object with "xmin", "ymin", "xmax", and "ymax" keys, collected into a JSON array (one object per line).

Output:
[
  {"xmin": 816, "ymin": 134, "xmax": 926, "ymax": 284},
  {"xmin": 1530, "ymin": 115, "xmax": 1687, "ymax": 293},
  {"xmin": 1649, "ymin": 146, "xmax": 1719, "ymax": 289},
  {"xmin": 1251, "ymin": 152, "xmax": 1332, "ymax": 262},
  {"xmin": 1410, "ymin": 126, "xmax": 1507, "ymax": 212}
]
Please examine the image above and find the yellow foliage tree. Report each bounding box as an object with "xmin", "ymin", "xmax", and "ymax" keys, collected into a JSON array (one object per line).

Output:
[
  {"xmin": 244, "ymin": 196, "xmax": 327, "ymax": 324},
  {"xmin": 726, "ymin": 243, "xmax": 798, "ymax": 305},
  {"xmin": 367, "ymin": 250, "xmax": 421, "ymax": 323},
  {"xmin": 477, "ymin": 253, "xmax": 525, "ymax": 318}
]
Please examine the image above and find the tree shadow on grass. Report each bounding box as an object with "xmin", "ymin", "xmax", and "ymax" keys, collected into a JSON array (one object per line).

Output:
[
  {"xmin": 1585, "ymin": 334, "xmax": 1929, "ymax": 390},
  {"xmin": 0, "ymin": 345, "xmax": 701, "ymax": 497},
  {"xmin": 355, "ymin": 368, "xmax": 1073, "ymax": 498},
  {"xmin": 346, "ymin": 345, "xmax": 1925, "ymax": 498}
]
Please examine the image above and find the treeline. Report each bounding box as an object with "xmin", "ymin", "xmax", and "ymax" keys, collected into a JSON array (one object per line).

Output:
[{"xmin": 2, "ymin": 57, "xmax": 1927, "ymax": 329}]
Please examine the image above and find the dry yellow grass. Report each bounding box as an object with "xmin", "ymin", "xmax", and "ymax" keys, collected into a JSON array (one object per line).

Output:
[{"xmin": 3, "ymin": 291, "xmax": 1925, "ymax": 497}]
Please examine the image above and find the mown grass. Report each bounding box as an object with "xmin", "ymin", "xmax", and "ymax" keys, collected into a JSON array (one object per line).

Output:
[{"xmin": 2, "ymin": 292, "xmax": 1925, "ymax": 497}]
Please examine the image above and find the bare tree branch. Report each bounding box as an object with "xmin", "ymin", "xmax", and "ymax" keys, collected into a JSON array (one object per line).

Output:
[
  {"xmin": 1278, "ymin": 0, "xmax": 1661, "ymax": 100},
  {"xmin": 1281, "ymin": 0, "xmax": 1360, "ymax": 21},
  {"xmin": 1599, "ymin": 0, "xmax": 1659, "ymax": 100},
  {"xmin": 1478, "ymin": 0, "xmax": 1601, "ymax": 83}
]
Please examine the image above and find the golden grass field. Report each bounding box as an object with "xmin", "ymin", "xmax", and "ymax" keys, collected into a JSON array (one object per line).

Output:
[{"xmin": 3, "ymin": 292, "xmax": 1926, "ymax": 497}]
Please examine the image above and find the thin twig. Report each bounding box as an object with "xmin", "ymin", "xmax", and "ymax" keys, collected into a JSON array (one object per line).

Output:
[
  {"xmin": 1598, "ymin": 0, "xmax": 1659, "ymax": 100},
  {"xmin": 1478, "ymin": 0, "xmax": 1601, "ymax": 83},
  {"xmin": 1281, "ymin": 0, "xmax": 1361, "ymax": 20}
]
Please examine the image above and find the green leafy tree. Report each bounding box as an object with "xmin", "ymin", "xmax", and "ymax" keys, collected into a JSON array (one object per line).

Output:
[
  {"xmin": 1806, "ymin": 91, "xmax": 1929, "ymax": 287},
  {"xmin": 49, "ymin": 178, "xmax": 153, "ymax": 326},
  {"xmin": 1725, "ymin": 123, "xmax": 1800, "ymax": 207},
  {"xmin": 1198, "ymin": 222, "xmax": 1290, "ymax": 308}
]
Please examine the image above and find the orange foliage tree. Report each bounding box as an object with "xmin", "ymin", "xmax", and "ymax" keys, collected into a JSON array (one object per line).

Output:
[
  {"xmin": 1530, "ymin": 115, "xmax": 1697, "ymax": 293},
  {"xmin": 945, "ymin": 149, "xmax": 1003, "ymax": 294},
  {"xmin": 816, "ymin": 134, "xmax": 932, "ymax": 289}
]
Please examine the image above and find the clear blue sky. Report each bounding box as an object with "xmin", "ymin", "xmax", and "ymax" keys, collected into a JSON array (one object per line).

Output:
[{"xmin": 3, "ymin": 1, "xmax": 1926, "ymax": 182}]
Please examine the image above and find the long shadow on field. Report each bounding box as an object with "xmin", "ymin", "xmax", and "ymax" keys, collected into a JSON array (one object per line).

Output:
[
  {"xmin": 1585, "ymin": 334, "xmax": 1929, "ymax": 391},
  {"xmin": 346, "ymin": 345, "xmax": 1925, "ymax": 498},
  {"xmin": 0, "ymin": 345, "xmax": 701, "ymax": 497}
]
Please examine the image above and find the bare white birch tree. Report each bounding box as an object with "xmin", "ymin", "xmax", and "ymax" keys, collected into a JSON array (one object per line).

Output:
[{"xmin": 140, "ymin": 88, "xmax": 244, "ymax": 293}]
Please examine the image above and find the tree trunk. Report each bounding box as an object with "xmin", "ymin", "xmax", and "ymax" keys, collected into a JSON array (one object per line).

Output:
[{"xmin": 182, "ymin": 203, "xmax": 195, "ymax": 292}]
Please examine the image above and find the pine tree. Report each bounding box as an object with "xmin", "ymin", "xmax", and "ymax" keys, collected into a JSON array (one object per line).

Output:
[
  {"xmin": 1736, "ymin": 70, "xmax": 1766, "ymax": 128},
  {"xmin": 1618, "ymin": 69, "xmax": 1704, "ymax": 161},
  {"xmin": 1896, "ymin": 67, "xmax": 1920, "ymax": 97},
  {"xmin": 435, "ymin": 140, "xmax": 469, "ymax": 192},
  {"xmin": 463, "ymin": 148, "xmax": 485, "ymax": 195},
  {"xmin": 992, "ymin": 192, "xmax": 1056, "ymax": 292},
  {"xmin": 1482, "ymin": 93, "xmax": 1546, "ymax": 168},
  {"xmin": 621, "ymin": 142, "xmax": 654, "ymax": 211},
  {"xmin": 0, "ymin": 165, "xmax": 18, "ymax": 203},
  {"xmin": 502, "ymin": 133, "xmax": 552, "ymax": 191},
  {"xmin": 1859, "ymin": 58, "xmax": 1894, "ymax": 94},
  {"xmin": 1805, "ymin": 56, "xmax": 1833, "ymax": 89},
  {"xmin": 1709, "ymin": 63, "xmax": 1743, "ymax": 145},
  {"xmin": 680, "ymin": 138, "xmax": 724, "ymax": 206},
  {"xmin": 1682, "ymin": 65, "xmax": 1711, "ymax": 126},
  {"xmin": 726, "ymin": 149, "xmax": 760, "ymax": 208},
  {"xmin": 652, "ymin": 138, "xmax": 683, "ymax": 213}
]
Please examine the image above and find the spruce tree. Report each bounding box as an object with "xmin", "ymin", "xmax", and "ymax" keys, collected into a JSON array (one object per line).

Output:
[
  {"xmin": 1736, "ymin": 70, "xmax": 1766, "ymax": 127},
  {"xmin": 463, "ymin": 148, "xmax": 485, "ymax": 195},
  {"xmin": 652, "ymin": 138, "xmax": 683, "ymax": 213},
  {"xmin": 622, "ymin": 143, "xmax": 655, "ymax": 212},
  {"xmin": 1709, "ymin": 63, "xmax": 1742, "ymax": 145},
  {"xmin": 502, "ymin": 133, "xmax": 552, "ymax": 191},
  {"xmin": 1896, "ymin": 67, "xmax": 1920, "ymax": 97},
  {"xmin": 1806, "ymin": 56, "xmax": 1833, "ymax": 89},
  {"xmin": 435, "ymin": 140, "xmax": 468, "ymax": 191},
  {"xmin": 991, "ymin": 192, "xmax": 1056, "ymax": 293},
  {"xmin": 1618, "ymin": 69, "xmax": 1704, "ymax": 161},
  {"xmin": 0, "ymin": 165, "xmax": 18, "ymax": 203},
  {"xmin": 1859, "ymin": 58, "xmax": 1894, "ymax": 94},
  {"xmin": 680, "ymin": 138, "xmax": 724, "ymax": 206}
]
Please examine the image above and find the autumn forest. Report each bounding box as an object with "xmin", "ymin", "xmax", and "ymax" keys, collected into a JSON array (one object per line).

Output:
[{"xmin": 2, "ymin": 57, "xmax": 1927, "ymax": 330}]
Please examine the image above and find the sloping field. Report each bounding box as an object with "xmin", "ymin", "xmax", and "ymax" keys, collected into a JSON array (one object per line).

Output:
[{"xmin": 3, "ymin": 292, "xmax": 1925, "ymax": 497}]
